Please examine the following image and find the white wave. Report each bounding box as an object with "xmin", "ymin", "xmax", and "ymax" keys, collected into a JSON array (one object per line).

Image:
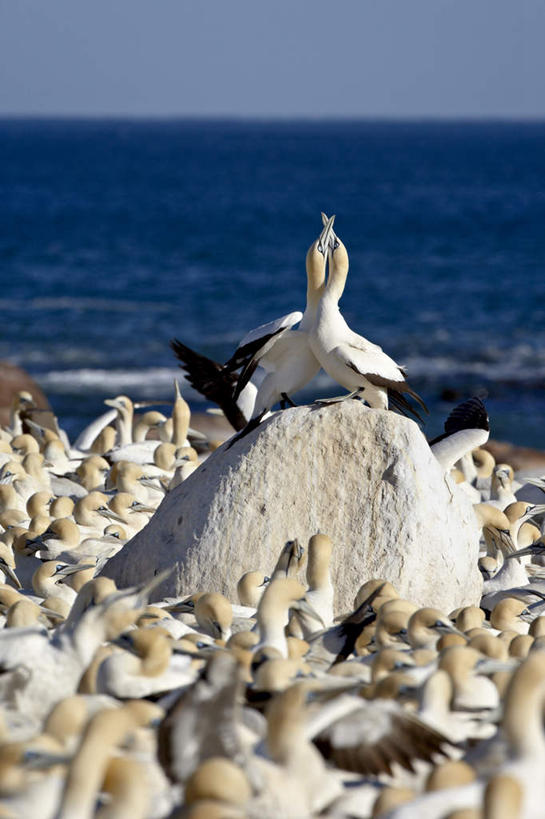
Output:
[
  {"xmin": 33, "ymin": 347, "xmax": 545, "ymax": 407},
  {"xmin": 0, "ymin": 297, "xmax": 173, "ymax": 313},
  {"xmin": 35, "ymin": 367, "xmax": 202, "ymax": 399}
]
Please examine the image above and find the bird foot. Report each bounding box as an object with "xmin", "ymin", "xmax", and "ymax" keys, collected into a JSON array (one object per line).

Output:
[{"xmin": 280, "ymin": 393, "xmax": 297, "ymax": 409}]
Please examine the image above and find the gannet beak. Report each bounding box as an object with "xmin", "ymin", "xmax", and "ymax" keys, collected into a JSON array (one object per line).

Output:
[
  {"xmin": 129, "ymin": 502, "xmax": 156, "ymax": 514},
  {"xmin": 102, "ymin": 509, "xmax": 127, "ymax": 524},
  {"xmin": 290, "ymin": 597, "xmax": 326, "ymax": 628},
  {"xmin": 474, "ymin": 657, "xmax": 517, "ymax": 675},
  {"xmin": 528, "ymin": 504, "xmax": 545, "ymax": 519},
  {"xmin": 321, "ymin": 212, "xmax": 338, "ymax": 250},
  {"xmin": 104, "ymin": 398, "xmax": 121, "ymax": 409},
  {"xmin": 56, "ymin": 563, "xmax": 95, "ymax": 579},
  {"xmin": 433, "ymin": 621, "xmax": 466, "ymax": 639},
  {"xmin": 317, "ymin": 215, "xmax": 336, "ymax": 256},
  {"xmin": 504, "ymin": 543, "xmax": 542, "ymax": 560},
  {"xmin": 0, "ymin": 561, "xmax": 22, "ymax": 589},
  {"xmin": 23, "ymin": 749, "xmax": 72, "ymax": 770}
]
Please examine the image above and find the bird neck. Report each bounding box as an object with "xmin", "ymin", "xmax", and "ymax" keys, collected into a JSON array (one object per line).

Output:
[
  {"xmin": 325, "ymin": 257, "xmax": 348, "ymax": 304},
  {"xmin": 503, "ymin": 658, "xmax": 545, "ymax": 758}
]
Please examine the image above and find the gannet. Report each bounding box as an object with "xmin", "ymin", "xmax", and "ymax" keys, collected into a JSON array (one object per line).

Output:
[
  {"xmin": 31, "ymin": 561, "xmax": 94, "ymax": 605},
  {"xmin": 271, "ymin": 537, "xmax": 306, "ymax": 579},
  {"xmin": 96, "ymin": 627, "xmax": 194, "ymax": 698},
  {"xmin": 430, "ymin": 397, "xmax": 490, "ymax": 473},
  {"xmin": 309, "ymin": 225, "xmax": 427, "ymax": 420},
  {"xmin": 490, "ymin": 598, "xmax": 531, "ymax": 635},
  {"xmin": 11, "ymin": 432, "xmax": 40, "ymax": 457},
  {"xmin": 157, "ymin": 652, "xmax": 247, "ymax": 785},
  {"xmin": 490, "ymin": 464, "xmax": 518, "ymax": 509},
  {"xmin": 438, "ymin": 646, "xmax": 503, "ymax": 711},
  {"xmin": 99, "ymin": 756, "xmax": 153, "ymax": 819},
  {"xmin": 254, "ymin": 578, "xmax": 322, "ymax": 657},
  {"xmin": 73, "ymin": 491, "xmax": 125, "ymax": 538},
  {"xmin": 296, "ymin": 533, "xmax": 334, "ymax": 638},
  {"xmin": 183, "ymin": 757, "xmax": 251, "ymax": 814},
  {"xmin": 74, "ymin": 455, "xmax": 109, "ymax": 491},
  {"xmin": 304, "ymin": 685, "xmax": 450, "ymax": 778},
  {"xmin": 407, "ymin": 608, "xmax": 465, "ymax": 650},
  {"xmin": 0, "ymin": 543, "xmax": 21, "ymax": 589},
  {"xmin": 106, "ymin": 492, "xmax": 154, "ymax": 537},
  {"xmin": 0, "ymin": 572, "xmax": 169, "ymax": 727},
  {"xmin": 237, "ymin": 570, "xmax": 269, "ymax": 607},
  {"xmin": 57, "ymin": 700, "xmax": 163, "ymax": 819},
  {"xmin": 104, "ymin": 395, "xmax": 134, "ymax": 447},
  {"xmin": 305, "ymin": 583, "xmax": 387, "ymax": 668},
  {"xmin": 374, "ymin": 599, "xmax": 419, "ymax": 649},
  {"xmin": 5, "ymin": 390, "xmax": 35, "ymax": 437},
  {"xmin": 194, "ymin": 592, "xmax": 233, "ymax": 642},
  {"xmin": 227, "ymin": 215, "xmax": 336, "ymax": 440},
  {"xmin": 226, "ymin": 683, "xmax": 343, "ymax": 817},
  {"xmin": 49, "ymin": 495, "xmax": 74, "ymax": 519},
  {"xmin": 30, "ymin": 518, "xmax": 81, "ymax": 559}
]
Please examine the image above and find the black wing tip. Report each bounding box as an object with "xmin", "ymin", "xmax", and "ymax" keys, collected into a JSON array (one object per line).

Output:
[{"xmin": 444, "ymin": 396, "xmax": 489, "ymax": 435}]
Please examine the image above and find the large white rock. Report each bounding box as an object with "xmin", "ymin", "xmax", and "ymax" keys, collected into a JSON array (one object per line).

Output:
[{"xmin": 102, "ymin": 402, "xmax": 482, "ymax": 612}]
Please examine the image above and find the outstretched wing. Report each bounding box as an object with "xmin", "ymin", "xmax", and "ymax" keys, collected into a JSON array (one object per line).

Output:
[
  {"xmin": 224, "ymin": 311, "xmax": 303, "ymax": 372},
  {"xmin": 170, "ymin": 338, "xmax": 248, "ymax": 431}
]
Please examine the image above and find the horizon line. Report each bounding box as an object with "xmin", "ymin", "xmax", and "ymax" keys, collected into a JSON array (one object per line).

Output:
[{"xmin": 1, "ymin": 112, "xmax": 545, "ymax": 124}]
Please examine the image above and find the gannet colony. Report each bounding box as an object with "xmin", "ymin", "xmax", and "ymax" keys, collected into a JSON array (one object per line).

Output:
[{"xmin": 1, "ymin": 215, "xmax": 545, "ymax": 818}]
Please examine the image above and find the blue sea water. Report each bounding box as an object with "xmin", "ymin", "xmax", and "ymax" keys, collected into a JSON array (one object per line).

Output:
[{"xmin": 1, "ymin": 118, "xmax": 544, "ymax": 446}]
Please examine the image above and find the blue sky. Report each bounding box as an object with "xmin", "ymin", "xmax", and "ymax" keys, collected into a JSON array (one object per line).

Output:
[{"xmin": 1, "ymin": 0, "xmax": 544, "ymax": 117}]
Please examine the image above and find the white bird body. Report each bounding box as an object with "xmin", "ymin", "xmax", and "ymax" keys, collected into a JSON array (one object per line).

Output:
[
  {"xmin": 312, "ymin": 308, "xmax": 401, "ymax": 407},
  {"xmin": 96, "ymin": 643, "xmax": 194, "ymax": 699},
  {"xmin": 229, "ymin": 217, "xmax": 336, "ymax": 426},
  {"xmin": 309, "ymin": 236, "xmax": 425, "ymax": 419}
]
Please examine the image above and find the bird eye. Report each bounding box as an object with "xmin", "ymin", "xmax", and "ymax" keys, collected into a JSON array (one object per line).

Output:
[
  {"xmin": 185, "ymin": 600, "xmax": 195, "ymax": 608},
  {"xmin": 196, "ymin": 641, "xmax": 207, "ymax": 649},
  {"xmin": 98, "ymin": 505, "xmax": 108, "ymax": 511},
  {"xmin": 112, "ymin": 532, "xmax": 120, "ymax": 539},
  {"xmin": 434, "ymin": 620, "xmax": 444, "ymax": 628},
  {"xmin": 55, "ymin": 564, "xmax": 64, "ymax": 572},
  {"xmin": 131, "ymin": 501, "xmax": 139, "ymax": 508}
]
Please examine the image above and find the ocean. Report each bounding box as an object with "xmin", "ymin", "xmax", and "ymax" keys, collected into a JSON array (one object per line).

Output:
[{"xmin": 1, "ymin": 118, "xmax": 544, "ymax": 447}]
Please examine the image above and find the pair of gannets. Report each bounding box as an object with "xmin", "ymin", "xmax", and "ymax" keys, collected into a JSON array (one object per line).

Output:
[{"xmin": 173, "ymin": 213, "xmax": 426, "ymax": 440}]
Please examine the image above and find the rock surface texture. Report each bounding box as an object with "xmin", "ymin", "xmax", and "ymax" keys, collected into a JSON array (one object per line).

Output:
[{"xmin": 102, "ymin": 402, "xmax": 482, "ymax": 612}]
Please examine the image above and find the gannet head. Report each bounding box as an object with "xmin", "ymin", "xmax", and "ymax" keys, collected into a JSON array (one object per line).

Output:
[
  {"xmin": 184, "ymin": 757, "xmax": 251, "ymax": 808},
  {"xmin": 305, "ymin": 215, "xmax": 336, "ymax": 293},
  {"xmin": 272, "ymin": 538, "xmax": 306, "ymax": 579},
  {"xmin": 26, "ymin": 490, "xmax": 53, "ymax": 518},
  {"xmin": 11, "ymin": 433, "xmax": 40, "ymax": 456},
  {"xmin": 104, "ymin": 395, "xmax": 132, "ymax": 413},
  {"xmin": 407, "ymin": 607, "xmax": 466, "ymax": 649},
  {"xmin": 490, "ymin": 597, "xmax": 531, "ymax": 634},
  {"xmin": 0, "ymin": 542, "xmax": 21, "ymax": 589},
  {"xmin": 237, "ymin": 570, "xmax": 270, "ymax": 607},
  {"xmin": 505, "ymin": 501, "xmax": 545, "ymax": 525},
  {"xmin": 195, "ymin": 592, "xmax": 233, "ymax": 642}
]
